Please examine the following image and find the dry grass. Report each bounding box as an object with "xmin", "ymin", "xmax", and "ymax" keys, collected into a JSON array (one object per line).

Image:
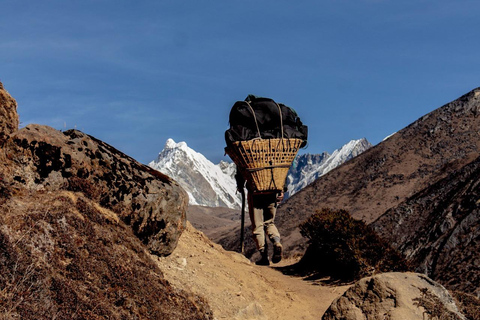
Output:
[
  {"xmin": 0, "ymin": 191, "xmax": 212, "ymax": 320},
  {"xmin": 412, "ymin": 288, "xmax": 463, "ymax": 320},
  {"xmin": 451, "ymin": 291, "xmax": 480, "ymax": 320}
]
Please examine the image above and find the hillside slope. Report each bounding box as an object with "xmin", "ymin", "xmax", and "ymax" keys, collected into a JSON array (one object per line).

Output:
[
  {"xmin": 0, "ymin": 191, "xmax": 211, "ymax": 319},
  {"xmin": 276, "ymin": 88, "xmax": 480, "ymax": 257},
  {"xmin": 372, "ymin": 152, "xmax": 480, "ymax": 296}
]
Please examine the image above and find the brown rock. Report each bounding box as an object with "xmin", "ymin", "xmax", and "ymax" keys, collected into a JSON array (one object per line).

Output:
[
  {"xmin": 0, "ymin": 82, "xmax": 19, "ymax": 144},
  {"xmin": 323, "ymin": 272, "xmax": 465, "ymax": 320},
  {"xmin": 4, "ymin": 124, "xmax": 188, "ymax": 256}
]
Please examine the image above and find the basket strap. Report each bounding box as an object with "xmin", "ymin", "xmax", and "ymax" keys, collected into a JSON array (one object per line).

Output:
[
  {"xmin": 274, "ymin": 102, "xmax": 284, "ymax": 138},
  {"xmin": 269, "ymin": 167, "xmax": 277, "ymax": 190},
  {"xmin": 245, "ymin": 164, "xmax": 291, "ymax": 172},
  {"xmin": 245, "ymin": 101, "xmax": 262, "ymax": 139}
]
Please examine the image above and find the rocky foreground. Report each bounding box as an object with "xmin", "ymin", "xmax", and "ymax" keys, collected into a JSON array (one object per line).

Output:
[{"xmin": 0, "ymin": 82, "xmax": 212, "ymax": 319}]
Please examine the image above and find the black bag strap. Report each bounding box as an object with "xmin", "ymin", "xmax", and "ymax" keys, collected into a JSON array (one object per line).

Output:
[
  {"xmin": 245, "ymin": 99, "xmax": 284, "ymax": 139},
  {"xmin": 245, "ymin": 101, "xmax": 262, "ymax": 139},
  {"xmin": 274, "ymin": 101, "xmax": 284, "ymax": 139}
]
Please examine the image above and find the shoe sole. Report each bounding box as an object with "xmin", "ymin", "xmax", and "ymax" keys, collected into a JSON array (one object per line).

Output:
[{"xmin": 272, "ymin": 244, "xmax": 283, "ymax": 264}]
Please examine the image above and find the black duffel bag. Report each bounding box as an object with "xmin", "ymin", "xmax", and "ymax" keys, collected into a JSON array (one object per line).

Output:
[{"xmin": 225, "ymin": 95, "xmax": 308, "ymax": 147}]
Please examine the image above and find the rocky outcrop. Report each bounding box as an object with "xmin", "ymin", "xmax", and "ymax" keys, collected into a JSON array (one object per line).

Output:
[
  {"xmin": 0, "ymin": 82, "xmax": 210, "ymax": 318},
  {"xmin": 323, "ymin": 272, "xmax": 465, "ymax": 320},
  {"xmin": 372, "ymin": 153, "xmax": 480, "ymax": 296},
  {"xmin": 0, "ymin": 82, "xmax": 19, "ymax": 145},
  {"xmin": 4, "ymin": 124, "xmax": 188, "ymax": 256},
  {"xmin": 0, "ymin": 83, "xmax": 188, "ymax": 257}
]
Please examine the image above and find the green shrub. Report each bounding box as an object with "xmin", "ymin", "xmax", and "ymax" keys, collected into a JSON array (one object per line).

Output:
[{"xmin": 298, "ymin": 208, "xmax": 411, "ymax": 281}]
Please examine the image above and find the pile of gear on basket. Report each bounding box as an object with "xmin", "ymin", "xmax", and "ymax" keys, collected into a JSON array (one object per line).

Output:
[{"xmin": 225, "ymin": 95, "xmax": 308, "ymax": 266}]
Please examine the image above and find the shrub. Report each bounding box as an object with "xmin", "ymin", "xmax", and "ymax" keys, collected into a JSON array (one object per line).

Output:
[
  {"xmin": 298, "ymin": 208, "xmax": 411, "ymax": 281},
  {"xmin": 413, "ymin": 288, "xmax": 463, "ymax": 320},
  {"xmin": 451, "ymin": 291, "xmax": 480, "ymax": 320},
  {"xmin": 66, "ymin": 176, "xmax": 99, "ymax": 201},
  {"xmin": 0, "ymin": 174, "xmax": 11, "ymax": 205}
]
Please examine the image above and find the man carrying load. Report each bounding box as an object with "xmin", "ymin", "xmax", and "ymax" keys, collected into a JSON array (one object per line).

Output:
[
  {"xmin": 235, "ymin": 166, "xmax": 285, "ymax": 265},
  {"xmin": 225, "ymin": 95, "xmax": 308, "ymax": 266}
]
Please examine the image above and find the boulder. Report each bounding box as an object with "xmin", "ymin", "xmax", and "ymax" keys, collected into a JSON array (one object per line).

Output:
[
  {"xmin": 0, "ymin": 82, "xmax": 19, "ymax": 144},
  {"xmin": 323, "ymin": 272, "xmax": 465, "ymax": 320},
  {"xmin": 4, "ymin": 124, "xmax": 188, "ymax": 256}
]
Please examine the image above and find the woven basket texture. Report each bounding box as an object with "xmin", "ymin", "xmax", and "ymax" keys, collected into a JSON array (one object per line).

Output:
[{"xmin": 226, "ymin": 138, "xmax": 302, "ymax": 192}]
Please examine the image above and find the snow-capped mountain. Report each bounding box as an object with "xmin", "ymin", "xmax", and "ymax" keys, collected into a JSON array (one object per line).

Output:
[
  {"xmin": 285, "ymin": 138, "xmax": 373, "ymax": 199},
  {"xmin": 284, "ymin": 152, "xmax": 330, "ymax": 199},
  {"xmin": 149, "ymin": 138, "xmax": 372, "ymax": 209},
  {"xmin": 148, "ymin": 139, "xmax": 241, "ymax": 208}
]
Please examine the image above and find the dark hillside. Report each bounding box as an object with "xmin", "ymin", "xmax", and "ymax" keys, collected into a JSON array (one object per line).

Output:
[
  {"xmin": 276, "ymin": 88, "xmax": 480, "ymax": 257},
  {"xmin": 372, "ymin": 153, "xmax": 480, "ymax": 296}
]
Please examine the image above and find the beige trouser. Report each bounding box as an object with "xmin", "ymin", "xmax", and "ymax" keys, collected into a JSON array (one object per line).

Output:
[{"xmin": 247, "ymin": 191, "xmax": 281, "ymax": 252}]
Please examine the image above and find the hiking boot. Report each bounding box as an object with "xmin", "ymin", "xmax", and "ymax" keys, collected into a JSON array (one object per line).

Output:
[
  {"xmin": 255, "ymin": 249, "xmax": 270, "ymax": 266},
  {"xmin": 272, "ymin": 243, "xmax": 283, "ymax": 264}
]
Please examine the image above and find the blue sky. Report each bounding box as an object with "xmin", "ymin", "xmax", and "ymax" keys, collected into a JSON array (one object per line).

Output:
[{"xmin": 1, "ymin": 0, "xmax": 479, "ymax": 164}]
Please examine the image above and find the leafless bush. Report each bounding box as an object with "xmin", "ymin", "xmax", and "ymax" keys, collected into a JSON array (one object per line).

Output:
[
  {"xmin": 298, "ymin": 208, "xmax": 411, "ymax": 281},
  {"xmin": 413, "ymin": 287, "xmax": 463, "ymax": 320},
  {"xmin": 451, "ymin": 291, "xmax": 480, "ymax": 320}
]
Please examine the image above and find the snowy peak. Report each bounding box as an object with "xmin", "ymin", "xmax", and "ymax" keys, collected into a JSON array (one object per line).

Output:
[
  {"xmin": 285, "ymin": 138, "xmax": 372, "ymax": 199},
  {"xmin": 164, "ymin": 138, "xmax": 188, "ymax": 151},
  {"xmin": 149, "ymin": 138, "xmax": 372, "ymax": 209},
  {"xmin": 149, "ymin": 139, "xmax": 241, "ymax": 209},
  {"xmin": 157, "ymin": 139, "xmax": 203, "ymax": 165},
  {"xmin": 321, "ymin": 138, "xmax": 373, "ymax": 173}
]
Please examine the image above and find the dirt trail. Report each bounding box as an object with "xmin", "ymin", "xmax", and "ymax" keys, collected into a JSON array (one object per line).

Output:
[{"xmin": 154, "ymin": 222, "xmax": 349, "ymax": 320}]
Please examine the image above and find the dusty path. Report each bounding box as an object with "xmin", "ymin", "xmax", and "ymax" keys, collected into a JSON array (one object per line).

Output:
[{"xmin": 154, "ymin": 222, "xmax": 349, "ymax": 320}]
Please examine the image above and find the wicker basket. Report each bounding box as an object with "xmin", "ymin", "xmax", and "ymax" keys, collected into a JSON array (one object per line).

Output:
[{"xmin": 225, "ymin": 138, "xmax": 303, "ymax": 192}]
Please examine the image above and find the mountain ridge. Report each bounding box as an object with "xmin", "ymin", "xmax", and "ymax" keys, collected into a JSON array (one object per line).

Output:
[
  {"xmin": 274, "ymin": 87, "xmax": 480, "ymax": 295},
  {"xmin": 149, "ymin": 138, "xmax": 372, "ymax": 209},
  {"xmin": 149, "ymin": 139, "xmax": 241, "ymax": 209},
  {"xmin": 286, "ymin": 138, "xmax": 373, "ymax": 199}
]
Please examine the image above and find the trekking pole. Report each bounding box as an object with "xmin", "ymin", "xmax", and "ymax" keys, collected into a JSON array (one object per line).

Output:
[{"xmin": 240, "ymin": 188, "xmax": 246, "ymax": 255}]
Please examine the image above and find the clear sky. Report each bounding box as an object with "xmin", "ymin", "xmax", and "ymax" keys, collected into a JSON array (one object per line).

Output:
[{"xmin": 2, "ymin": 0, "xmax": 479, "ymax": 164}]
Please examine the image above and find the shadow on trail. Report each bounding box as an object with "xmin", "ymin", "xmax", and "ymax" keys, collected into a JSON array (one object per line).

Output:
[{"xmin": 272, "ymin": 247, "xmax": 356, "ymax": 287}]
